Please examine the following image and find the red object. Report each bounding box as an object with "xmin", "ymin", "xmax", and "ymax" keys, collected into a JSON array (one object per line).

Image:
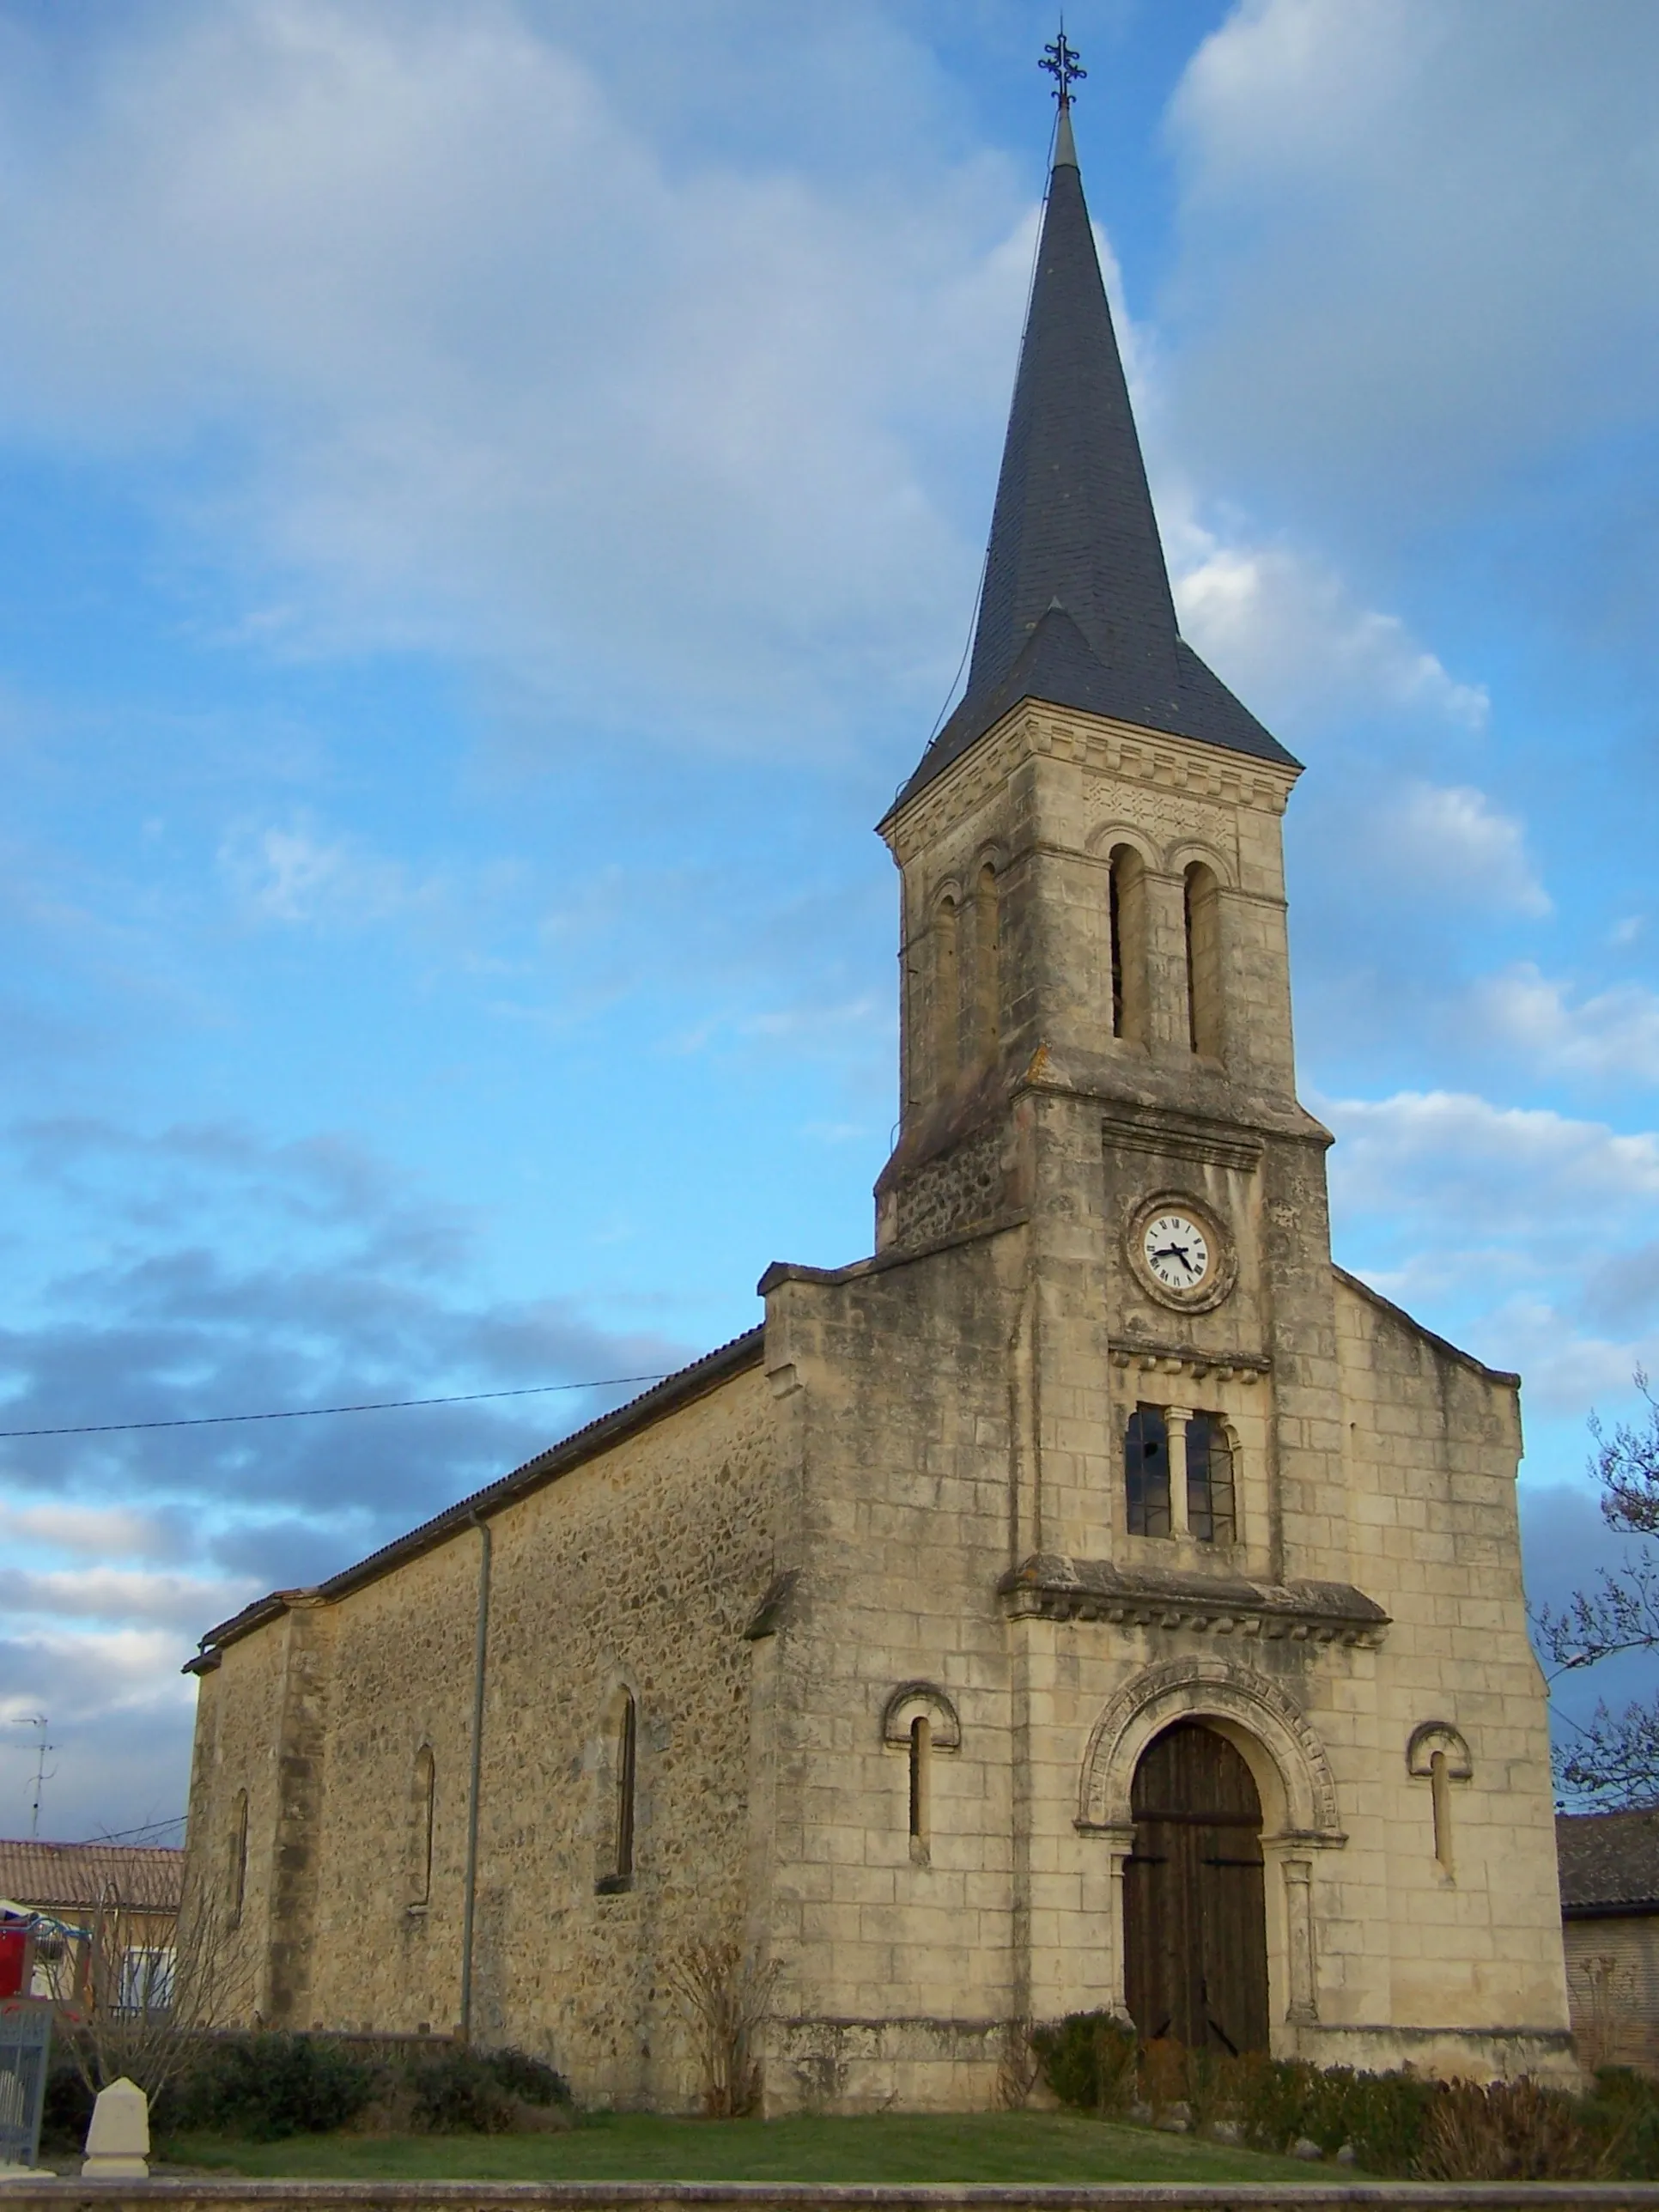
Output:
[{"xmin": 0, "ymin": 1923, "xmax": 30, "ymax": 1998}]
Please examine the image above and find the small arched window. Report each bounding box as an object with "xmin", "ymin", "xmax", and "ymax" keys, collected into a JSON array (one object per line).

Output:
[
  {"xmin": 228, "ymin": 1789, "xmax": 248, "ymax": 1923},
  {"xmin": 1183, "ymin": 863, "xmax": 1223, "ymax": 1059},
  {"xmin": 1107, "ymin": 846, "xmax": 1148, "ymax": 1045},
  {"xmin": 882, "ymin": 1683, "xmax": 959, "ymax": 1861},
  {"xmin": 973, "ymin": 863, "xmax": 1000, "ymax": 1066},
  {"xmin": 597, "ymin": 1687, "xmax": 637, "ymax": 1893},
  {"xmin": 411, "ymin": 1747, "xmax": 435, "ymax": 1906},
  {"xmin": 1185, "ymin": 1413, "xmax": 1237, "ymax": 1546},
  {"xmin": 1407, "ymin": 1723, "xmax": 1472, "ymax": 1880},
  {"xmin": 1125, "ymin": 1406, "xmax": 1170, "ymax": 1537},
  {"xmin": 933, "ymin": 892, "xmax": 961, "ymax": 1093}
]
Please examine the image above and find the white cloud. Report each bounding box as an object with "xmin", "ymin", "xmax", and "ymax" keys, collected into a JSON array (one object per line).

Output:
[
  {"xmin": 1, "ymin": 1627, "xmax": 198, "ymax": 1717},
  {"xmin": 0, "ymin": 1566, "xmax": 254, "ymax": 1632},
  {"xmin": 211, "ymin": 818, "xmax": 469, "ymax": 928},
  {"xmin": 1323, "ymin": 1087, "xmax": 1659, "ymax": 1410},
  {"xmin": 1382, "ymin": 782, "xmax": 1549, "ymax": 916},
  {"xmin": 1481, "ymin": 1297, "xmax": 1651, "ymax": 1415},
  {"xmin": 216, "ymin": 817, "xmax": 430, "ymax": 927},
  {"xmin": 1474, "ymin": 964, "xmax": 1659, "ymax": 1084},
  {"xmin": 0, "ymin": 1, "xmax": 1029, "ymax": 749},
  {"xmin": 1167, "ymin": 513, "xmax": 1488, "ymax": 736},
  {"xmin": 0, "ymin": 1502, "xmax": 173, "ymax": 1562},
  {"xmin": 1325, "ymin": 1088, "xmax": 1659, "ymax": 1228},
  {"xmin": 1166, "ymin": 0, "xmax": 1659, "ymax": 521}
]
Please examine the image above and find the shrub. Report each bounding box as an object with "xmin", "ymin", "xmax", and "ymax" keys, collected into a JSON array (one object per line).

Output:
[
  {"xmin": 478, "ymin": 2046, "xmax": 571, "ymax": 2108},
  {"xmin": 1418, "ymin": 2077, "xmax": 1600, "ymax": 2182},
  {"xmin": 1334, "ymin": 2068, "xmax": 1437, "ymax": 2175},
  {"xmin": 664, "ymin": 1936, "xmax": 779, "ymax": 2119},
  {"xmin": 1237, "ymin": 2052, "xmax": 1317, "ymax": 2154},
  {"xmin": 39, "ymin": 2060, "xmax": 94, "ymax": 2154},
  {"xmin": 169, "ymin": 2033, "xmax": 375, "ymax": 2141},
  {"xmin": 404, "ymin": 2046, "xmax": 520, "ymax": 2134},
  {"xmin": 1033, "ymin": 2015, "xmax": 1440, "ymax": 2176},
  {"xmin": 1030, "ymin": 2011, "xmax": 1139, "ymax": 2115},
  {"xmin": 1584, "ymin": 2068, "xmax": 1659, "ymax": 2179},
  {"xmin": 1137, "ymin": 2037, "xmax": 1188, "ymax": 2118}
]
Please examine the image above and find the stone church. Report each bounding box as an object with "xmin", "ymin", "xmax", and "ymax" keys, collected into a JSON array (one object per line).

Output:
[{"xmin": 183, "ymin": 99, "xmax": 1573, "ymax": 2110}]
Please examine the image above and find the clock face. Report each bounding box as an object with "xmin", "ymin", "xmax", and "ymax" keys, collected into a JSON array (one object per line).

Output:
[{"xmin": 1142, "ymin": 1212, "xmax": 1211, "ymax": 1294}]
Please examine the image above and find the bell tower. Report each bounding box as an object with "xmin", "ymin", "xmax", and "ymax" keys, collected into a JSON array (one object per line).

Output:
[{"xmin": 872, "ymin": 81, "xmax": 1340, "ymax": 1586}]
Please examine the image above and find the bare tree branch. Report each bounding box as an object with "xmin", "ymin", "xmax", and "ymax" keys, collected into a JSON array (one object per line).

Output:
[{"xmin": 1534, "ymin": 1373, "xmax": 1659, "ymax": 1808}]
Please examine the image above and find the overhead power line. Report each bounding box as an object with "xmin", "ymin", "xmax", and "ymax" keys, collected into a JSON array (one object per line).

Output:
[
  {"xmin": 80, "ymin": 1813, "xmax": 189, "ymax": 1845},
  {"xmin": 0, "ymin": 1372, "xmax": 671, "ymax": 1442}
]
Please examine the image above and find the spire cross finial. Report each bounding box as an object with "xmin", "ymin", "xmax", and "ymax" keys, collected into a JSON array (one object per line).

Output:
[{"xmin": 1039, "ymin": 20, "xmax": 1086, "ymax": 110}]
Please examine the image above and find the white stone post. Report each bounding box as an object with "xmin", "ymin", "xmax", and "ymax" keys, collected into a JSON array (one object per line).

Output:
[{"xmin": 82, "ymin": 2077, "xmax": 149, "ymax": 2179}]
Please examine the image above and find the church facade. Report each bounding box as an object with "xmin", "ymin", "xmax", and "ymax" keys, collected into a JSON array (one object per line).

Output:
[{"xmin": 183, "ymin": 106, "xmax": 1573, "ymax": 2112}]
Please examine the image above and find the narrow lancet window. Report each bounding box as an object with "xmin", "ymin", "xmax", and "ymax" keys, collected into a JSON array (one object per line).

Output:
[
  {"xmin": 1183, "ymin": 863, "xmax": 1223, "ymax": 1059},
  {"xmin": 1185, "ymin": 1413, "xmax": 1237, "ymax": 1546},
  {"xmin": 908, "ymin": 1714, "xmax": 932, "ymax": 1862},
  {"xmin": 1430, "ymin": 1751, "xmax": 1454, "ymax": 1876},
  {"xmin": 228, "ymin": 1789, "xmax": 248, "ymax": 1922},
  {"xmin": 973, "ymin": 864, "xmax": 1000, "ymax": 1066},
  {"xmin": 1125, "ymin": 1406, "xmax": 1170, "ymax": 1536},
  {"xmin": 614, "ymin": 1689, "xmax": 637, "ymax": 1887},
  {"xmin": 1108, "ymin": 847, "xmax": 1148, "ymax": 1044},
  {"xmin": 412, "ymin": 1747, "xmax": 435, "ymax": 1905},
  {"xmin": 934, "ymin": 893, "xmax": 961, "ymax": 1092}
]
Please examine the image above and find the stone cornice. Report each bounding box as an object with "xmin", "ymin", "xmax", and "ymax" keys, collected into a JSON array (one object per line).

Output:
[
  {"xmin": 999, "ymin": 1553, "xmax": 1390, "ymax": 1647},
  {"xmin": 884, "ymin": 701, "xmax": 1298, "ymax": 862},
  {"xmin": 1099, "ymin": 1107, "xmax": 1263, "ymax": 1173},
  {"xmin": 1110, "ymin": 1340, "xmax": 1271, "ymax": 1387}
]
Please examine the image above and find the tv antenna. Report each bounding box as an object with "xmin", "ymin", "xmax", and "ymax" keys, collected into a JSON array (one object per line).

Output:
[{"xmin": 5, "ymin": 1714, "xmax": 56, "ymax": 1838}]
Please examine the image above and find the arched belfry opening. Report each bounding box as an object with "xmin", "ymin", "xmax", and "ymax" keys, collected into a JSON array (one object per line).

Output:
[{"xmin": 1124, "ymin": 1722, "xmax": 1269, "ymax": 2054}]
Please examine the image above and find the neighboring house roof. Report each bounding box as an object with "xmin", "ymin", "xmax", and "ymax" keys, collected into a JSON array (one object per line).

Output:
[
  {"xmin": 1558, "ymin": 1809, "xmax": 1659, "ymax": 1917},
  {"xmin": 889, "ymin": 111, "xmax": 1297, "ymax": 821},
  {"xmin": 0, "ymin": 1840, "xmax": 183, "ymax": 1916}
]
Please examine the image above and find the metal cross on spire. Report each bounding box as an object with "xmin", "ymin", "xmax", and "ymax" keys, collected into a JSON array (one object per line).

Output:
[{"xmin": 1039, "ymin": 20, "xmax": 1085, "ymax": 109}]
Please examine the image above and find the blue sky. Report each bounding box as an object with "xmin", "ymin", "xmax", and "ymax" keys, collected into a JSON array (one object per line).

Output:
[{"xmin": 3, "ymin": 0, "xmax": 1658, "ymax": 1838}]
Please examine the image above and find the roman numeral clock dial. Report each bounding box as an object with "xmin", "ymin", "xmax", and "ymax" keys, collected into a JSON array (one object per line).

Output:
[
  {"xmin": 1128, "ymin": 1197, "xmax": 1233, "ymax": 1312},
  {"xmin": 1144, "ymin": 1213, "xmax": 1209, "ymax": 1291}
]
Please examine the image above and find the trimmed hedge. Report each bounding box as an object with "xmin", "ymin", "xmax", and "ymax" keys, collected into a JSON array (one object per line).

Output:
[
  {"xmin": 44, "ymin": 2033, "xmax": 573, "ymax": 2147},
  {"xmin": 167, "ymin": 2033, "xmax": 376, "ymax": 2140},
  {"xmin": 1030, "ymin": 2015, "xmax": 1659, "ymax": 2181}
]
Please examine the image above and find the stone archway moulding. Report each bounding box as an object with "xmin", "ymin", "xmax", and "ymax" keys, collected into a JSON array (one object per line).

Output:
[
  {"xmin": 1076, "ymin": 1655, "xmax": 1345, "ymax": 1843},
  {"xmin": 882, "ymin": 1680, "xmax": 962, "ymax": 1751}
]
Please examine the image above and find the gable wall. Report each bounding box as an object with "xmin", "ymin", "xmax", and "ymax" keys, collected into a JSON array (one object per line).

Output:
[{"xmin": 1331, "ymin": 1274, "xmax": 1568, "ymax": 2046}]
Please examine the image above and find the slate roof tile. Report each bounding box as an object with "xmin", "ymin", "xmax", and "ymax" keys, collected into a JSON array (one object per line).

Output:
[{"xmin": 894, "ymin": 125, "xmax": 1297, "ymax": 815}]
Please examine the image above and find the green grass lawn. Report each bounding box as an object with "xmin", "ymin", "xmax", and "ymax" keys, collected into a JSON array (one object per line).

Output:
[{"xmin": 161, "ymin": 2109, "xmax": 1332, "ymax": 2185}]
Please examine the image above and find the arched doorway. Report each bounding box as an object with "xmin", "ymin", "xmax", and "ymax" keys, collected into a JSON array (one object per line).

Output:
[{"xmin": 1123, "ymin": 1720, "xmax": 1269, "ymax": 2053}]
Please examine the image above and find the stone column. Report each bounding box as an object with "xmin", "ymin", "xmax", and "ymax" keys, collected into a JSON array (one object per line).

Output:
[
  {"xmin": 1281, "ymin": 1856, "xmax": 1318, "ymax": 2023},
  {"xmin": 1104, "ymin": 1826, "xmax": 1136, "ymax": 2015},
  {"xmin": 1164, "ymin": 1407, "xmax": 1192, "ymax": 1538}
]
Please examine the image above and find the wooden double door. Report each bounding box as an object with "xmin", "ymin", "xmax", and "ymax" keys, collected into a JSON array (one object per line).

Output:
[{"xmin": 1123, "ymin": 1721, "xmax": 1270, "ymax": 2055}]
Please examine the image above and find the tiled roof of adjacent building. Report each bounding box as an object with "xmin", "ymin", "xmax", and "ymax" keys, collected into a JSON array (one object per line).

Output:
[
  {"xmin": 1557, "ymin": 1808, "xmax": 1659, "ymax": 1916},
  {"xmin": 0, "ymin": 1838, "xmax": 184, "ymax": 1915},
  {"xmin": 890, "ymin": 109, "xmax": 1297, "ymax": 819}
]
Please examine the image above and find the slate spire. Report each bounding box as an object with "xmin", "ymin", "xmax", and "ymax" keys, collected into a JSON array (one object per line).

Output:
[{"xmin": 895, "ymin": 104, "xmax": 1295, "ymax": 811}]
